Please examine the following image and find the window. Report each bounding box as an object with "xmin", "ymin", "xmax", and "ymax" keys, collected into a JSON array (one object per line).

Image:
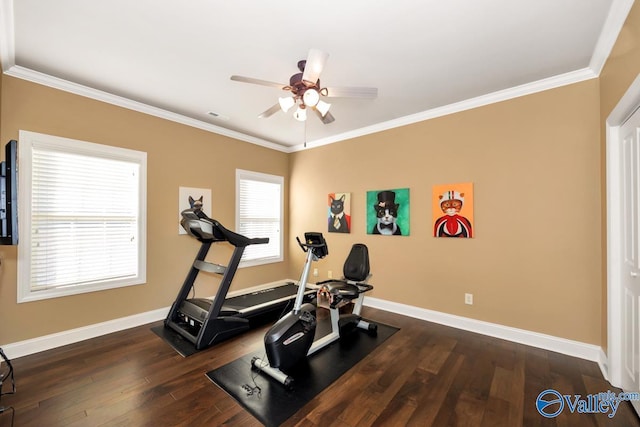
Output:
[
  {"xmin": 17, "ymin": 131, "xmax": 147, "ymax": 302},
  {"xmin": 236, "ymin": 169, "xmax": 283, "ymax": 267}
]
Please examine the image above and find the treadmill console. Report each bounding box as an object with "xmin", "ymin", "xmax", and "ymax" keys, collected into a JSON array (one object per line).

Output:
[{"xmin": 180, "ymin": 209, "xmax": 224, "ymax": 242}]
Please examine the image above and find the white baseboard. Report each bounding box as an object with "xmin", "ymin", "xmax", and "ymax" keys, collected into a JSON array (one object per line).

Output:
[
  {"xmin": 2, "ymin": 279, "xmax": 297, "ymax": 360},
  {"xmin": 2, "ymin": 307, "xmax": 169, "ymax": 359},
  {"xmin": 598, "ymin": 347, "xmax": 610, "ymax": 382},
  {"xmin": 363, "ymin": 297, "xmax": 605, "ymax": 364},
  {"xmin": 2, "ymin": 286, "xmax": 607, "ymax": 380}
]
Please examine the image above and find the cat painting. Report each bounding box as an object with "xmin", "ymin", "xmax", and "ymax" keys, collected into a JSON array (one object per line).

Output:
[
  {"xmin": 328, "ymin": 193, "xmax": 351, "ymax": 233},
  {"xmin": 433, "ymin": 188, "xmax": 473, "ymax": 238},
  {"xmin": 371, "ymin": 190, "xmax": 402, "ymax": 235},
  {"xmin": 188, "ymin": 195, "xmax": 207, "ymax": 219},
  {"xmin": 188, "ymin": 195, "xmax": 203, "ymax": 212}
]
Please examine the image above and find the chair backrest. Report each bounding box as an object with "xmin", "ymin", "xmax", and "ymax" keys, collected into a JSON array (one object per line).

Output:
[{"xmin": 343, "ymin": 244, "xmax": 370, "ymax": 282}]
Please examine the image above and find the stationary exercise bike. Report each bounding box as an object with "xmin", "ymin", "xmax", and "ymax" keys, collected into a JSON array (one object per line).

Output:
[{"xmin": 251, "ymin": 232, "xmax": 376, "ymax": 387}]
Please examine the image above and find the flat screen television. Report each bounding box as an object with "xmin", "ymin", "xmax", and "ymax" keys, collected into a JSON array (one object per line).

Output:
[{"xmin": 0, "ymin": 140, "xmax": 18, "ymax": 245}]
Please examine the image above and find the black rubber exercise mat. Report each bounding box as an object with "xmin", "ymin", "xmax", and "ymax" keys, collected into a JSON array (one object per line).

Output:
[{"xmin": 205, "ymin": 320, "xmax": 399, "ymax": 427}]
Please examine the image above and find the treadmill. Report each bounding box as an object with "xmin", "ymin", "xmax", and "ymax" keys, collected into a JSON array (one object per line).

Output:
[{"xmin": 165, "ymin": 209, "xmax": 314, "ymax": 351}]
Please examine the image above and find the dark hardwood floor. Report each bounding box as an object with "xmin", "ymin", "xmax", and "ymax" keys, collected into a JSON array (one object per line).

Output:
[{"xmin": 1, "ymin": 307, "xmax": 638, "ymax": 426}]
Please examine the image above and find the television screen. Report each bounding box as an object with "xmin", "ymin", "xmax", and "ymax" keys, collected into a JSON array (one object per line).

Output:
[{"xmin": 0, "ymin": 140, "xmax": 18, "ymax": 245}]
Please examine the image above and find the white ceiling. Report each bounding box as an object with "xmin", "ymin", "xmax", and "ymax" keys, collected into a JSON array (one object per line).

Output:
[{"xmin": 0, "ymin": 0, "xmax": 635, "ymax": 152}]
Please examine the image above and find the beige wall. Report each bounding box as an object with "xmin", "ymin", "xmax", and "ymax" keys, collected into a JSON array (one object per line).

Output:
[
  {"xmin": 290, "ymin": 80, "xmax": 603, "ymax": 345},
  {"xmin": 0, "ymin": 76, "xmax": 290, "ymax": 344},
  {"xmin": 598, "ymin": 2, "xmax": 640, "ymax": 353}
]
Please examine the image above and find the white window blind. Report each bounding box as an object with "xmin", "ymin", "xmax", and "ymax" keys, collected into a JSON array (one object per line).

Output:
[
  {"xmin": 18, "ymin": 131, "xmax": 147, "ymax": 302},
  {"xmin": 236, "ymin": 169, "xmax": 283, "ymax": 267}
]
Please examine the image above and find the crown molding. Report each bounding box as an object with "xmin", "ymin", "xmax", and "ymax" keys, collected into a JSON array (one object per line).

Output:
[
  {"xmin": 289, "ymin": 67, "xmax": 598, "ymax": 152},
  {"xmin": 4, "ymin": 64, "xmax": 599, "ymax": 155},
  {"xmin": 0, "ymin": 65, "xmax": 600, "ymax": 155},
  {"xmin": 589, "ymin": 0, "xmax": 636, "ymax": 75},
  {"xmin": 3, "ymin": 65, "xmax": 289, "ymax": 153}
]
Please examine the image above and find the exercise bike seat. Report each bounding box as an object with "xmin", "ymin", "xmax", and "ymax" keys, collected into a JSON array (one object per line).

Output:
[{"xmin": 317, "ymin": 244, "xmax": 374, "ymax": 307}]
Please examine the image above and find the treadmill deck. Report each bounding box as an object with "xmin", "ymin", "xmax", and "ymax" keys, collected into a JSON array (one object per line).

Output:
[{"xmin": 179, "ymin": 282, "xmax": 315, "ymax": 322}]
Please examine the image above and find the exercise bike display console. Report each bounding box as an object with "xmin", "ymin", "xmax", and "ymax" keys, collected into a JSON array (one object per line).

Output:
[{"xmin": 164, "ymin": 209, "xmax": 314, "ymax": 351}]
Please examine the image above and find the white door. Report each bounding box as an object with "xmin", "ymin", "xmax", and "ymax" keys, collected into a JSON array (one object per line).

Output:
[{"xmin": 621, "ymin": 105, "xmax": 640, "ymax": 415}]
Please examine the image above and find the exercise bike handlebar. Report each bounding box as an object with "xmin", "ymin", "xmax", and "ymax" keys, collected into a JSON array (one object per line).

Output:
[
  {"xmin": 296, "ymin": 236, "xmax": 324, "ymax": 251},
  {"xmin": 296, "ymin": 234, "xmax": 328, "ymax": 257}
]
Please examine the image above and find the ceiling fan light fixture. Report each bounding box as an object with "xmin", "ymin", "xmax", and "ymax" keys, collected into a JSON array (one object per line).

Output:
[
  {"xmin": 302, "ymin": 89, "xmax": 320, "ymax": 107},
  {"xmin": 278, "ymin": 96, "xmax": 296, "ymax": 113},
  {"xmin": 231, "ymin": 49, "xmax": 378, "ymax": 126},
  {"xmin": 293, "ymin": 106, "xmax": 307, "ymax": 121},
  {"xmin": 316, "ymin": 100, "xmax": 331, "ymax": 117}
]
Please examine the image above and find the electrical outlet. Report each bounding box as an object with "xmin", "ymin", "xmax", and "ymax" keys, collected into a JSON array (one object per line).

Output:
[
  {"xmin": 313, "ymin": 268, "xmax": 319, "ymax": 277},
  {"xmin": 465, "ymin": 293, "xmax": 473, "ymax": 305},
  {"xmin": 328, "ymin": 270, "xmax": 333, "ymax": 279}
]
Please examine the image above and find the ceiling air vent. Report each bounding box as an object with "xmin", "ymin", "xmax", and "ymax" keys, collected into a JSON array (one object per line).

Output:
[{"xmin": 207, "ymin": 111, "xmax": 229, "ymax": 121}]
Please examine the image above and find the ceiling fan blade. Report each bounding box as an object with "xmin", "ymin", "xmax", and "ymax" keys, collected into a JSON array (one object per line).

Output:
[
  {"xmin": 258, "ymin": 103, "xmax": 282, "ymax": 118},
  {"xmin": 321, "ymin": 111, "xmax": 335, "ymax": 124},
  {"xmin": 324, "ymin": 86, "xmax": 378, "ymax": 98},
  {"xmin": 230, "ymin": 75, "xmax": 287, "ymax": 89},
  {"xmin": 313, "ymin": 108, "xmax": 335, "ymax": 124},
  {"xmin": 301, "ymin": 49, "xmax": 329, "ymax": 86}
]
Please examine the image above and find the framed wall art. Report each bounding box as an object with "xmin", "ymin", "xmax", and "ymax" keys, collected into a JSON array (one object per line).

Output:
[
  {"xmin": 328, "ymin": 192, "xmax": 351, "ymax": 233},
  {"xmin": 366, "ymin": 188, "xmax": 410, "ymax": 236},
  {"xmin": 432, "ymin": 182, "xmax": 474, "ymax": 238}
]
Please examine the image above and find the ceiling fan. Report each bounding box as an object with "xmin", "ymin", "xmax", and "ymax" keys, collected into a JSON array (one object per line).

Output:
[{"xmin": 231, "ymin": 49, "xmax": 378, "ymax": 124}]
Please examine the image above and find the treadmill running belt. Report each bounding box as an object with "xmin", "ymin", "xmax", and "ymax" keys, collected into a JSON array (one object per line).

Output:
[{"xmin": 223, "ymin": 283, "xmax": 307, "ymax": 311}]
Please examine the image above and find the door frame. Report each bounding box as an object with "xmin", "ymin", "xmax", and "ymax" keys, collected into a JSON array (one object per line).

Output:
[{"xmin": 607, "ymin": 72, "xmax": 640, "ymax": 388}]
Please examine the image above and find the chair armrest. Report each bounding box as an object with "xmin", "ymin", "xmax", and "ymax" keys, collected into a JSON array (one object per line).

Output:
[
  {"xmin": 356, "ymin": 283, "xmax": 373, "ymax": 293},
  {"xmin": 316, "ymin": 279, "xmax": 346, "ymax": 286}
]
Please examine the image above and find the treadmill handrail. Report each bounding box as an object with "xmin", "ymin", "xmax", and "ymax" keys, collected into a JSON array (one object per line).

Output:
[
  {"xmin": 180, "ymin": 209, "xmax": 268, "ymax": 247},
  {"xmin": 211, "ymin": 219, "xmax": 269, "ymax": 248}
]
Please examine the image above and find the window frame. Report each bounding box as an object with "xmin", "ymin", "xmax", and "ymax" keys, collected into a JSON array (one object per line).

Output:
[
  {"xmin": 235, "ymin": 169, "xmax": 284, "ymax": 268},
  {"xmin": 17, "ymin": 130, "xmax": 147, "ymax": 303}
]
